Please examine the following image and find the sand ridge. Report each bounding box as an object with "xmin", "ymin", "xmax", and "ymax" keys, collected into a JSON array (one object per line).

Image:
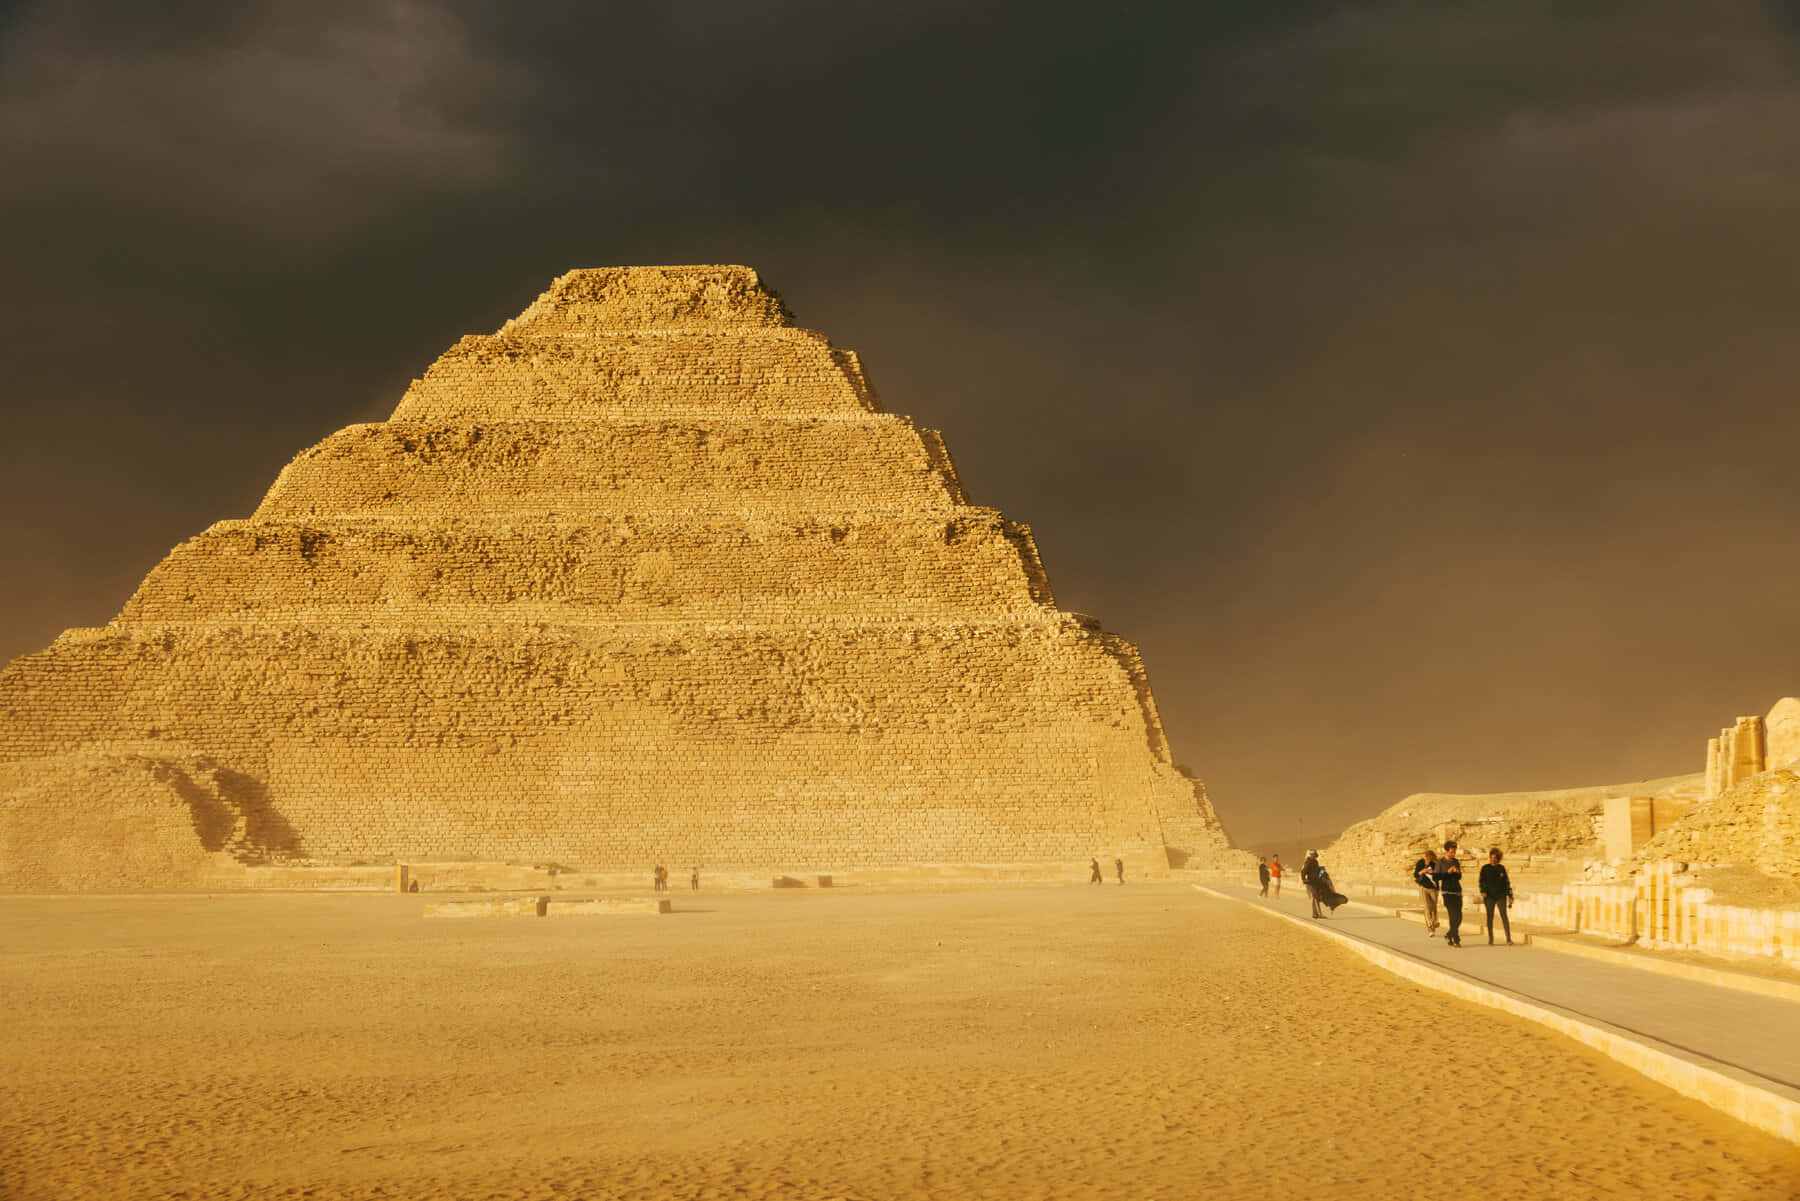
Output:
[{"xmin": 2, "ymin": 885, "xmax": 1797, "ymax": 1200}]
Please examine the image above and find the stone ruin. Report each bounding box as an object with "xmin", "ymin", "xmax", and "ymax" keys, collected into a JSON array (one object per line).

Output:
[
  {"xmin": 1705, "ymin": 697, "xmax": 1800, "ymax": 798},
  {"xmin": 1626, "ymin": 696, "xmax": 1800, "ymax": 878},
  {"xmin": 0, "ymin": 266, "xmax": 1238, "ymax": 888}
]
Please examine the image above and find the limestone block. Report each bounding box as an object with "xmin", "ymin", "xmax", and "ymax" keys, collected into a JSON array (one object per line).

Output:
[
  {"xmin": 422, "ymin": 897, "xmax": 549, "ymax": 918},
  {"xmin": 1766, "ymin": 698, "xmax": 1800, "ymax": 770},
  {"xmin": 546, "ymin": 897, "xmax": 670, "ymax": 916},
  {"xmin": 1729, "ymin": 716, "xmax": 1766, "ymax": 788},
  {"xmin": 1601, "ymin": 796, "xmax": 1691, "ymax": 862},
  {"xmin": 1603, "ymin": 797, "xmax": 1653, "ymax": 863}
]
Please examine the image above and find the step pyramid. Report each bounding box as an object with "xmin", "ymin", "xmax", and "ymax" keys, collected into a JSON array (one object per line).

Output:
[{"xmin": 0, "ymin": 266, "xmax": 1236, "ymax": 884}]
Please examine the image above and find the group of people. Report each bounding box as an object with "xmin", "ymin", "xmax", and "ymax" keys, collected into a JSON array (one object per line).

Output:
[
  {"xmin": 652, "ymin": 864, "xmax": 700, "ymax": 892},
  {"xmin": 1257, "ymin": 855, "xmax": 1282, "ymax": 896},
  {"xmin": 1255, "ymin": 841, "xmax": 1517, "ymax": 946},
  {"xmin": 1089, "ymin": 857, "xmax": 1126, "ymax": 884},
  {"xmin": 1255, "ymin": 851, "xmax": 1345, "ymax": 918},
  {"xmin": 1413, "ymin": 841, "xmax": 1514, "ymax": 947}
]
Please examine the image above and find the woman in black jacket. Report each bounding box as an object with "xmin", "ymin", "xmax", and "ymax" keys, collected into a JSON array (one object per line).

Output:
[{"xmin": 1479, "ymin": 847, "xmax": 1514, "ymax": 945}]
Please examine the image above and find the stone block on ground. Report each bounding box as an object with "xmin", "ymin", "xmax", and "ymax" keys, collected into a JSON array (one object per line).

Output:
[
  {"xmin": 545, "ymin": 897, "xmax": 670, "ymax": 917},
  {"xmin": 423, "ymin": 896, "xmax": 550, "ymax": 919}
]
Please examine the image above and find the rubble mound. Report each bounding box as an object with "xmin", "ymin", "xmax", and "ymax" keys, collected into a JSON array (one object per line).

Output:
[
  {"xmin": 1635, "ymin": 769, "xmax": 1800, "ymax": 882},
  {"xmin": 1324, "ymin": 773, "xmax": 1704, "ymax": 882},
  {"xmin": 0, "ymin": 745, "xmax": 285, "ymax": 891}
]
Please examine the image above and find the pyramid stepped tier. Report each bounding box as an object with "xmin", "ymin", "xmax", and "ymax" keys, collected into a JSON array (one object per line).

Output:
[
  {"xmin": 393, "ymin": 331, "xmax": 880, "ymax": 421},
  {"xmin": 498, "ymin": 265, "xmax": 797, "ymax": 333},
  {"xmin": 118, "ymin": 511, "xmax": 1056, "ymax": 626},
  {"xmin": 0, "ymin": 265, "xmax": 1242, "ymax": 885},
  {"xmin": 0, "ymin": 620, "xmax": 1182, "ymax": 865},
  {"xmin": 253, "ymin": 418, "xmax": 966, "ymax": 520}
]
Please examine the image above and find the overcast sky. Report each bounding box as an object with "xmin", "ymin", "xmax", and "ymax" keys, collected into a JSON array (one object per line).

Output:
[{"xmin": 3, "ymin": 0, "xmax": 1798, "ymax": 845}]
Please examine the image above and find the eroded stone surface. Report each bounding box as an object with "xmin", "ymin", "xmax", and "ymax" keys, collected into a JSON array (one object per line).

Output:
[{"xmin": 0, "ymin": 266, "xmax": 1237, "ymax": 885}]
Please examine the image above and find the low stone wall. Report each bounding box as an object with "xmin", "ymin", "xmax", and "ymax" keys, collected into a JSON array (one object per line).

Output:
[
  {"xmin": 1512, "ymin": 862, "xmax": 1800, "ymax": 965},
  {"xmin": 1514, "ymin": 882, "xmax": 1639, "ymax": 942},
  {"xmin": 1636, "ymin": 862, "xmax": 1800, "ymax": 964}
]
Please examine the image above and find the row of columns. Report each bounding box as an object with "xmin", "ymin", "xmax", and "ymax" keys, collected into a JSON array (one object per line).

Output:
[{"xmin": 1704, "ymin": 714, "xmax": 1765, "ymax": 798}]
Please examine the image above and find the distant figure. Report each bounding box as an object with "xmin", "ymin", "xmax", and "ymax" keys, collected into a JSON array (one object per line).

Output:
[
  {"xmin": 1413, "ymin": 847, "xmax": 1440, "ymax": 936},
  {"xmin": 1115, "ymin": 857, "xmax": 1125, "ymax": 884},
  {"xmin": 1089, "ymin": 857, "xmax": 1103, "ymax": 884},
  {"xmin": 1304, "ymin": 851, "xmax": 1347, "ymax": 917},
  {"xmin": 1258, "ymin": 857, "xmax": 1271, "ymax": 896},
  {"xmin": 690, "ymin": 866, "xmax": 700, "ymax": 892},
  {"xmin": 653, "ymin": 864, "xmax": 666, "ymax": 893},
  {"xmin": 1301, "ymin": 850, "xmax": 1324, "ymax": 918},
  {"xmin": 1316, "ymin": 861, "xmax": 1346, "ymax": 912},
  {"xmin": 1269, "ymin": 855, "xmax": 1282, "ymax": 898},
  {"xmin": 1435, "ymin": 841, "xmax": 1464, "ymax": 947},
  {"xmin": 1480, "ymin": 847, "xmax": 1514, "ymax": 945}
]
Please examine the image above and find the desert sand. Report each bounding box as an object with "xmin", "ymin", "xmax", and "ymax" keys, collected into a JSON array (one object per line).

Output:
[{"xmin": 3, "ymin": 883, "xmax": 1796, "ymax": 1201}]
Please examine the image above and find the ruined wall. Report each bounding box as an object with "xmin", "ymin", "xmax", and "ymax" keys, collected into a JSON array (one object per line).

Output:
[
  {"xmin": 1321, "ymin": 775, "xmax": 1706, "ymax": 882},
  {"xmin": 1638, "ymin": 769, "xmax": 1800, "ymax": 881},
  {"xmin": 1600, "ymin": 795, "xmax": 1692, "ymax": 863},
  {"xmin": 0, "ymin": 265, "xmax": 1238, "ymax": 880},
  {"xmin": 1706, "ymin": 714, "xmax": 1767, "ymax": 798},
  {"xmin": 1766, "ymin": 697, "xmax": 1800, "ymax": 771}
]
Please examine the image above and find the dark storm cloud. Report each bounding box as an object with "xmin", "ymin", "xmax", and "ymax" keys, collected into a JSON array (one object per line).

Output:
[
  {"xmin": 3, "ymin": 0, "xmax": 1799, "ymax": 845},
  {"xmin": 0, "ymin": 0, "xmax": 506, "ymax": 261}
]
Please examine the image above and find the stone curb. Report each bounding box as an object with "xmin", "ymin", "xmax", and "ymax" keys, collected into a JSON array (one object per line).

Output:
[
  {"xmin": 423, "ymin": 896, "xmax": 672, "ymax": 918},
  {"xmin": 1389, "ymin": 902, "xmax": 1800, "ymax": 1004},
  {"xmin": 1524, "ymin": 932, "xmax": 1800, "ymax": 1005},
  {"xmin": 1191, "ymin": 884, "xmax": 1800, "ymax": 1147}
]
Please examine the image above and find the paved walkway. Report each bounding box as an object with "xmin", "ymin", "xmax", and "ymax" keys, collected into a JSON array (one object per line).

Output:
[{"xmin": 1213, "ymin": 881, "xmax": 1800, "ymax": 1093}]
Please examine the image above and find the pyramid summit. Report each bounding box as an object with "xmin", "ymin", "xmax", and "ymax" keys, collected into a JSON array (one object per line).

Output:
[{"xmin": 0, "ymin": 266, "xmax": 1238, "ymax": 888}]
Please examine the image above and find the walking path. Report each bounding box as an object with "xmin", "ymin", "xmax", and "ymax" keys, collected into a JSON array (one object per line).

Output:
[{"xmin": 1195, "ymin": 879, "xmax": 1800, "ymax": 1144}]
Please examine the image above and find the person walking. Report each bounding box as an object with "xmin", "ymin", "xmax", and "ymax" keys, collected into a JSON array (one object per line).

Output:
[
  {"xmin": 1480, "ymin": 847, "xmax": 1514, "ymax": 945},
  {"xmin": 1301, "ymin": 850, "xmax": 1325, "ymax": 918},
  {"xmin": 1258, "ymin": 857, "xmax": 1271, "ymax": 896},
  {"xmin": 1114, "ymin": 857, "xmax": 1125, "ymax": 884},
  {"xmin": 1089, "ymin": 857, "xmax": 1103, "ymax": 884},
  {"xmin": 1269, "ymin": 855, "xmax": 1283, "ymax": 898},
  {"xmin": 1435, "ymin": 841, "xmax": 1464, "ymax": 946},
  {"xmin": 690, "ymin": 866, "xmax": 700, "ymax": 892},
  {"xmin": 1316, "ymin": 858, "xmax": 1345, "ymax": 913},
  {"xmin": 1413, "ymin": 847, "xmax": 1440, "ymax": 936}
]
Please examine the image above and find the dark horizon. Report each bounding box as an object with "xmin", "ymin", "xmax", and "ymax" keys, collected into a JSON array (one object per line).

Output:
[{"xmin": 3, "ymin": 1, "xmax": 1798, "ymax": 846}]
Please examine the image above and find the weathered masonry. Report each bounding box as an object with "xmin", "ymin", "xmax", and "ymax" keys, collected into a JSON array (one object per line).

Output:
[{"xmin": 0, "ymin": 266, "xmax": 1235, "ymax": 884}]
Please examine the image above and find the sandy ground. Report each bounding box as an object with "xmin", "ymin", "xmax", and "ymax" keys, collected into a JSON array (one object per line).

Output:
[{"xmin": 3, "ymin": 884, "xmax": 1797, "ymax": 1201}]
